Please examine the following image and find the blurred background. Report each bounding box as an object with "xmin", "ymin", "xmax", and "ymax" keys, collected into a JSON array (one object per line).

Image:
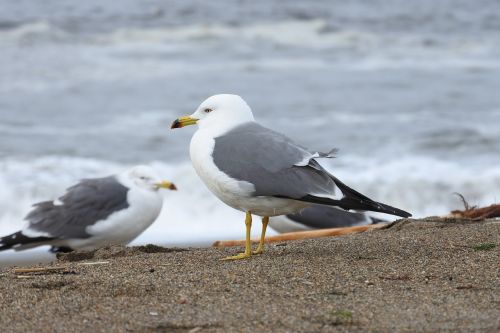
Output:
[{"xmin": 1, "ymin": 0, "xmax": 499, "ymax": 264}]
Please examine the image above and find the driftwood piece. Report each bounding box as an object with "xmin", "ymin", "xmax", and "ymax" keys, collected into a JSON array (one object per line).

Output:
[
  {"xmin": 212, "ymin": 224, "xmax": 385, "ymax": 248},
  {"xmin": 449, "ymin": 204, "xmax": 500, "ymax": 220},
  {"xmin": 448, "ymin": 194, "xmax": 500, "ymax": 220},
  {"xmin": 13, "ymin": 266, "xmax": 69, "ymax": 274}
]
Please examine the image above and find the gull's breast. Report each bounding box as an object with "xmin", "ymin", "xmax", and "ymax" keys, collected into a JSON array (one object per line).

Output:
[
  {"xmin": 86, "ymin": 188, "xmax": 162, "ymax": 243},
  {"xmin": 189, "ymin": 130, "xmax": 255, "ymax": 211}
]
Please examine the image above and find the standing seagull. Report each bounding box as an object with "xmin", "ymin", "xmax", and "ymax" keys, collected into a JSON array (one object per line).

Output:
[
  {"xmin": 171, "ymin": 94, "xmax": 411, "ymax": 260},
  {"xmin": 0, "ymin": 165, "xmax": 176, "ymax": 253}
]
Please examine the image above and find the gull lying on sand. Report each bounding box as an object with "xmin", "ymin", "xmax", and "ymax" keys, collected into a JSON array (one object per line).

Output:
[
  {"xmin": 0, "ymin": 165, "xmax": 176, "ymax": 253},
  {"xmin": 269, "ymin": 205, "xmax": 386, "ymax": 233},
  {"xmin": 171, "ymin": 94, "xmax": 410, "ymax": 260}
]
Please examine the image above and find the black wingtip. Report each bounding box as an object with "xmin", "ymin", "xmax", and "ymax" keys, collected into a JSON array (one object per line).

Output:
[
  {"xmin": 388, "ymin": 203, "xmax": 412, "ymax": 218},
  {"xmin": 371, "ymin": 201, "xmax": 412, "ymax": 218},
  {"xmin": 0, "ymin": 232, "xmax": 21, "ymax": 251},
  {"xmin": 298, "ymin": 195, "xmax": 412, "ymax": 218},
  {"xmin": 399, "ymin": 212, "xmax": 412, "ymax": 218},
  {"xmin": 326, "ymin": 175, "xmax": 412, "ymax": 218},
  {"xmin": 0, "ymin": 231, "xmax": 54, "ymax": 252}
]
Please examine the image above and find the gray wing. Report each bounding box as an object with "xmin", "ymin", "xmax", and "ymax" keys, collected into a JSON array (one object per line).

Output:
[
  {"xmin": 24, "ymin": 176, "xmax": 130, "ymax": 239},
  {"xmin": 213, "ymin": 122, "xmax": 412, "ymax": 218},
  {"xmin": 212, "ymin": 122, "xmax": 337, "ymax": 199},
  {"xmin": 286, "ymin": 206, "xmax": 374, "ymax": 229}
]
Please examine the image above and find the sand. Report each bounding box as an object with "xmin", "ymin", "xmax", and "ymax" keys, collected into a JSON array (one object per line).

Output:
[{"xmin": 0, "ymin": 218, "xmax": 498, "ymax": 333}]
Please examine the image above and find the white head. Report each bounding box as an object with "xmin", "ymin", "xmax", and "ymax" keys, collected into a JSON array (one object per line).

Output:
[
  {"xmin": 171, "ymin": 94, "xmax": 255, "ymax": 132},
  {"xmin": 119, "ymin": 165, "xmax": 177, "ymax": 192}
]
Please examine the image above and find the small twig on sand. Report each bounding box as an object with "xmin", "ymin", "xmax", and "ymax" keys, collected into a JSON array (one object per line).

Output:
[
  {"xmin": 16, "ymin": 275, "xmax": 35, "ymax": 279},
  {"xmin": 213, "ymin": 224, "xmax": 385, "ymax": 248},
  {"xmin": 453, "ymin": 192, "xmax": 476, "ymax": 211},
  {"xmin": 13, "ymin": 266, "xmax": 69, "ymax": 274},
  {"xmin": 10, "ymin": 261, "xmax": 109, "ymax": 276},
  {"xmin": 76, "ymin": 261, "xmax": 110, "ymax": 266}
]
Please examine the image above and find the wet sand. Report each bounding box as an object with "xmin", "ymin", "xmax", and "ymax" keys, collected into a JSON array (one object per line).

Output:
[{"xmin": 0, "ymin": 218, "xmax": 498, "ymax": 332}]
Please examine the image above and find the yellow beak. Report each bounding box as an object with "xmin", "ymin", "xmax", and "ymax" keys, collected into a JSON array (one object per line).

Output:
[
  {"xmin": 155, "ymin": 181, "xmax": 177, "ymax": 190},
  {"xmin": 171, "ymin": 116, "xmax": 198, "ymax": 129}
]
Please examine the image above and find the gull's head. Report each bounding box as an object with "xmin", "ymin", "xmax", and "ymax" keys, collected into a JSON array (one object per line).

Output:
[
  {"xmin": 121, "ymin": 165, "xmax": 177, "ymax": 192},
  {"xmin": 171, "ymin": 94, "xmax": 255, "ymax": 131}
]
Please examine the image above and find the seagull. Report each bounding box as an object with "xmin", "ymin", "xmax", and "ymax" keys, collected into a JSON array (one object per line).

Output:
[
  {"xmin": 269, "ymin": 205, "xmax": 387, "ymax": 233},
  {"xmin": 0, "ymin": 165, "xmax": 176, "ymax": 253},
  {"xmin": 171, "ymin": 94, "xmax": 411, "ymax": 260}
]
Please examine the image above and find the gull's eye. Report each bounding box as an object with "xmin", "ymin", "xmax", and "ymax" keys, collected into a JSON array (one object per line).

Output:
[
  {"xmin": 139, "ymin": 176, "xmax": 147, "ymax": 180},
  {"xmin": 204, "ymin": 108, "xmax": 213, "ymax": 113}
]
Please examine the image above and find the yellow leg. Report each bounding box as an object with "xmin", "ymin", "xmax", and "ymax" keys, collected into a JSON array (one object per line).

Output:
[
  {"xmin": 253, "ymin": 216, "xmax": 269, "ymax": 255},
  {"xmin": 222, "ymin": 211, "xmax": 253, "ymax": 260}
]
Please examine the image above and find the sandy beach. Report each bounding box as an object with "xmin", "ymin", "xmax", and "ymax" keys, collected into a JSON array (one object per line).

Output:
[{"xmin": 0, "ymin": 218, "xmax": 498, "ymax": 333}]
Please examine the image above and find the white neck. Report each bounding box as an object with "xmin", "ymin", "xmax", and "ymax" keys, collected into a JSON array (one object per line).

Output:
[{"xmin": 197, "ymin": 114, "xmax": 255, "ymax": 138}]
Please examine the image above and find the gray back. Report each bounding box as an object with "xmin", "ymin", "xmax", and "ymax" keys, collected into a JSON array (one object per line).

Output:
[
  {"xmin": 212, "ymin": 122, "xmax": 337, "ymax": 199},
  {"xmin": 25, "ymin": 176, "xmax": 130, "ymax": 238}
]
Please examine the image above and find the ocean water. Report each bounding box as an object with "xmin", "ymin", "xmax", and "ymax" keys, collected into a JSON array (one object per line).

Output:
[{"xmin": 1, "ymin": 0, "xmax": 500, "ymax": 264}]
